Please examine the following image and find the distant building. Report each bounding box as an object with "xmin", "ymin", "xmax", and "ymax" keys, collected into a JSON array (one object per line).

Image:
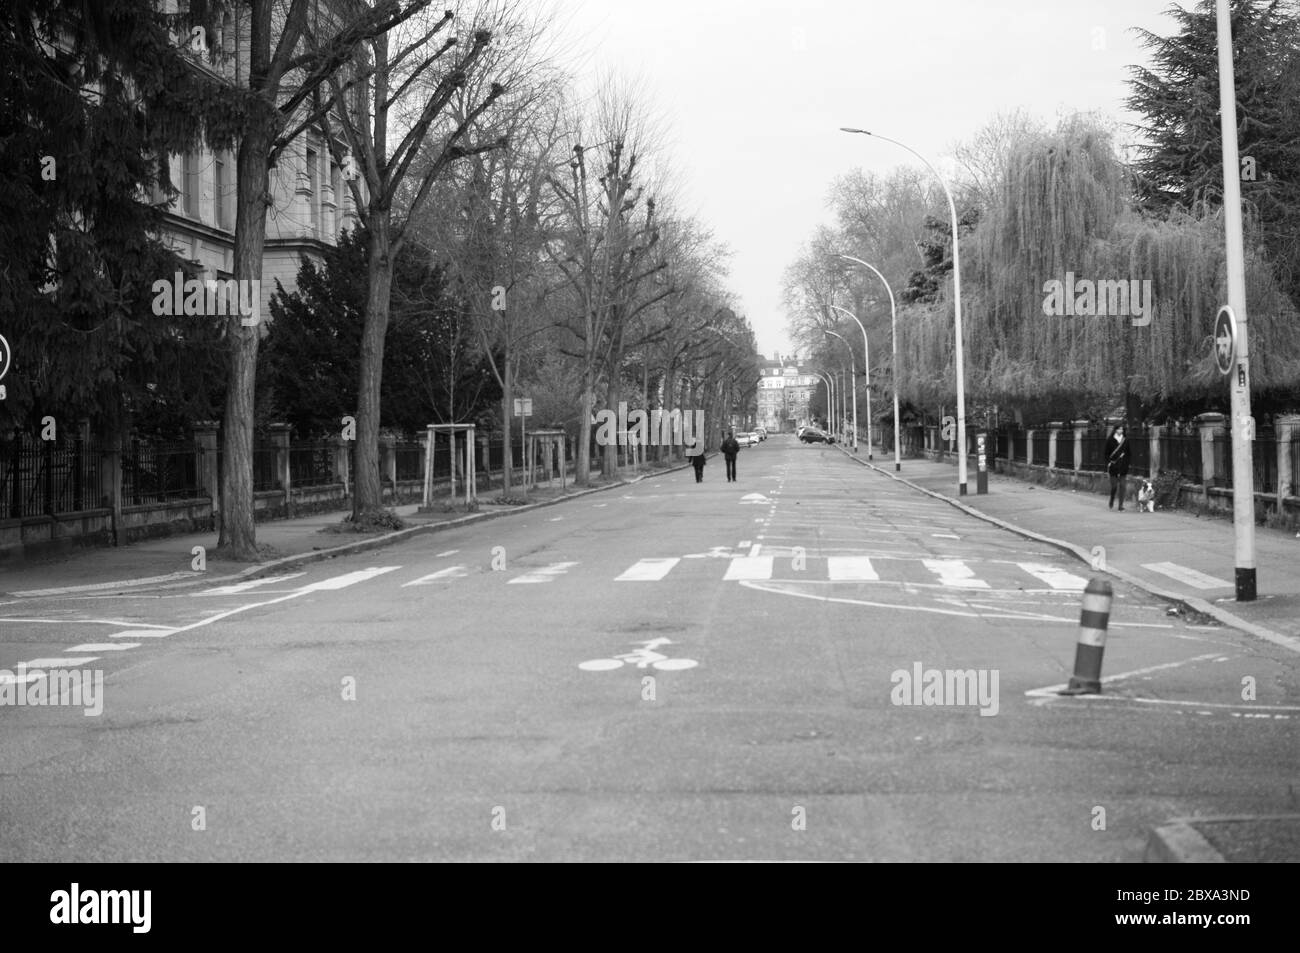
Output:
[{"xmin": 757, "ymin": 352, "xmax": 819, "ymax": 432}]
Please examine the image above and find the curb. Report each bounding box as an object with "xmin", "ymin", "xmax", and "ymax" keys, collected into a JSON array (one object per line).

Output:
[
  {"xmin": 1144, "ymin": 820, "xmax": 1226, "ymax": 863},
  {"xmin": 835, "ymin": 446, "xmax": 1300, "ymax": 655},
  {"xmin": 12, "ymin": 458, "xmax": 704, "ymax": 595}
]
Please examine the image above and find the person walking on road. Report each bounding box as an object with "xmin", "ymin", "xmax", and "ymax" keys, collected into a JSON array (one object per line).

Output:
[
  {"xmin": 1105, "ymin": 424, "xmax": 1131, "ymax": 510},
  {"xmin": 721, "ymin": 430, "xmax": 740, "ymax": 482},
  {"xmin": 687, "ymin": 439, "xmax": 707, "ymax": 483}
]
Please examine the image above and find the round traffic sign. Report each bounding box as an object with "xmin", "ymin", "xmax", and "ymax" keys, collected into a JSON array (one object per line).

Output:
[
  {"xmin": 1213, "ymin": 306, "xmax": 1236, "ymax": 375},
  {"xmin": 0, "ymin": 333, "xmax": 10, "ymax": 382}
]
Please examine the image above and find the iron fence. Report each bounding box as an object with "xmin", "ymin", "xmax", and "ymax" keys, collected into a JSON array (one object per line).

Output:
[
  {"xmin": 2, "ymin": 430, "xmax": 106, "ymax": 518},
  {"xmin": 122, "ymin": 440, "xmax": 202, "ymax": 506},
  {"xmin": 1128, "ymin": 427, "xmax": 1150, "ymax": 478},
  {"xmin": 1162, "ymin": 434, "xmax": 1201, "ymax": 483},
  {"xmin": 1056, "ymin": 432, "xmax": 1075, "ymax": 470},
  {"xmin": 1079, "ymin": 434, "xmax": 1109, "ymax": 472},
  {"xmin": 290, "ymin": 444, "xmax": 336, "ymax": 488}
]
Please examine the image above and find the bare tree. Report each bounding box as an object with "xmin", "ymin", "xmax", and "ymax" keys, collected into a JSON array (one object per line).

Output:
[{"xmin": 219, "ymin": 0, "xmax": 432, "ymax": 558}]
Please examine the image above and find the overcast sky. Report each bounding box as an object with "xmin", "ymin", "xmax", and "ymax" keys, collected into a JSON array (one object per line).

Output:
[{"xmin": 559, "ymin": 0, "xmax": 1190, "ymax": 358}]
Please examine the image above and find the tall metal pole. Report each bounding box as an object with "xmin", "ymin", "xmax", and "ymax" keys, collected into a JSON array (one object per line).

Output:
[
  {"xmin": 1216, "ymin": 0, "xmax": 1256, "ymax": 601},
  {"xmin": 814, "ymin": 371, "xmax": 834, "ymax": 435},
  {"xmin": 829, "ymin": 303, "xmax": 873, "ymax": 460},
  {"xmin": 841, "ymin": 128, "xmax": 967, "ymax": 492},
  {"xmin": 838, "ymin": 256, "xmax": 900, "ymax": 471},
  {"xmin": 825, "ymin": 329, "xmax": 857, "ymax": 451}
]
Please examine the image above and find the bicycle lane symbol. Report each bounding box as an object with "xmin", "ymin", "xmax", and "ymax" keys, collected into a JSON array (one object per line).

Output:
[{"xmin": 578, "ymin": 637, "xmax": 699, "ymax": 672}]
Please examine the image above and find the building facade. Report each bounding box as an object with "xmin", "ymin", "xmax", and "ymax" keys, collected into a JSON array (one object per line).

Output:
[{"xmin": 757, "ymin": 353, "xmax": 819, "ymax": 433}]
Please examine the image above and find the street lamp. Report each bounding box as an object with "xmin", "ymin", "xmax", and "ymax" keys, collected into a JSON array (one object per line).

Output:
[
  {"xmin": 824, "ymin": 328, "xmax": 857, "ymax": 451},
  {"xmin": 840, "ymin": 127, "xmax": 968, "ymax": 494},
  {"xmin": 812, "ymin": 371, "xmax": 835, "ymax": 436},
  {"xmin": 828, "ymin": 303, "xmax": 873, "ymax": 460},
  {"xmin": 836, "ymin": 255, "xmax": 900, "ymax": 471}
]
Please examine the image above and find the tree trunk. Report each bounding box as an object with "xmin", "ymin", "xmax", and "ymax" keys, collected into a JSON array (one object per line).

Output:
[
  {"xmin": 352, "ymin": 218, "xmax": 395, "ymax": 518},
  {"xmin": 577, "ymin": 377, "xmax": 594, "ymax": 487},
  {"xmin": 501, "ymin": 346, "xmax": 513, "ymax": 496},
  {"xmin": 218, "ymin": 127, "xmax": 273, "ymax": 559}
]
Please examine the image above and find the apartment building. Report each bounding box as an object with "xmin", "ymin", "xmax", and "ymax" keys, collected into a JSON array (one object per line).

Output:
[{"xmin": 757, "ymin": 352, "xmax": 818, "ymax": 433}]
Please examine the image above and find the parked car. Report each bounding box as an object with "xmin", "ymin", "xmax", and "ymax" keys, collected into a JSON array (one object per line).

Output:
[
  {"xmin": 755, "ymin": 428, "xmax": 767, "ymax": 441},
  {"xmin": 800, "ymin": 428, "xmax": 832, "ymax": 444},
  {"xmin": 736, "ymin": 432, "xmax": 756, "ymax": 447}
]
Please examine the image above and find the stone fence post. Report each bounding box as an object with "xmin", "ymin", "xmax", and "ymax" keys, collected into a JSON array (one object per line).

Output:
[{"xmin": 1196, "ymin": 412, "xmax": 1227, "ymax": 486}]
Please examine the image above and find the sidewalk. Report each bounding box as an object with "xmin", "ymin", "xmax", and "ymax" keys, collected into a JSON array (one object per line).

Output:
[
  {"xmin": 848, "ymin": 452, "xmax": 1300, "ymax": 652},
  {"xmin": 0, "ymin": 461, "xmax": 695, "ymax": 597}
]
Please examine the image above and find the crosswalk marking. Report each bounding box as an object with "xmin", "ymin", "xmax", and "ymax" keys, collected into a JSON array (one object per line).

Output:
[
  {"xmin": 922, "ymin": 559, "xmax": 991, "ymax": 589},
  {"xmin": 21, "ymin": 657, "xmax": 100, "ymax": 668},
  {"xmin": 508, "ymin": 561, "xmax": 580, "ymax": 584},
  {"xmin": 616, "ymin": 558, "xmax": 680, "ymax": 582},
  {"xmin": 1017, "ymin": 563, "xmax": 1087, "ymax": 591},
  {"xmin": 827, "ymin": 556, "xmax": 879, "ymax": 581},
  {"xmin": 723, "ymin": 556, "xmax": 774, "ymax": 581},
  {"xmin": 401, "ymin": 566, "xmax": 468, "ymax": 587},
  {"xmin": 1141, "ymin": 562, "xmax": 1233, "ymax": 590},
  {"xmin": 298, "ymin": 567, "xmax": 401, "ymax": 591},
  {"xmin": 67, "ymin": 643, "xmax": 139, "ymax": 652},
  {"xmin": 197, "ymin": 573, "xmax": 306, "ymax": 595}
]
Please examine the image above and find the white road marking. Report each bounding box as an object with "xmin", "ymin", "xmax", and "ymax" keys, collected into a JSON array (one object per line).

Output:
[
  {"xmin": 111, "ymin": 629, "xmax": 178, "ymax": 639},
  {"xmin": 434, "ymin": 550, "xmax": 459, "ymax": 557},
  {"xmin": 0, "ymin": 618, "xmax": 172, "ymax": 628},
  {"xmin": 827, "ymin": 557, "xmax": 879, "ymax": 581},
  {"xmin": 21, "ymin": 657, "xmax": 100, "ymax": 668},
  {"xmin": 616, "ymin": 558, "xmax": 680, "ymax": 582},
  {"xmin": 9, "ymin": 572, "xmax": 201, "ymax": 597},
  {"xmin": 401, "ymin": 566, "xmax": 468, "ymax": 587},
  {"xmin": 724, "ymin": 557, "xmax": 774, "ymax": 581},
  {"xmin": 922, "ymin": 559, "xmax": 991, "ymax": 589},
  {"xmin": 509, "ymin": 561, "xmax": 580, "ymax": 584},
  {"xmin": 1024, "ymin": 654, "xmax": 1225, "ymax": 697},
  {"xmin": 1017, "ymin": 563, "xmax": 1087, "ymax": 591},
  {"xmin": 196, "ymin": 573, "xmax": 306, "ymax": 595},
  {"xmin": 931, "ymin": 533, "xmax": 960, "ymax": 539},
  {"xmin": 298, "ymin": 567, "xmax": 401, "ymax": 591},
  {"xmin": 1141, "ymin": 562, "xmax": 1233, "ymax": 589},
  {"xmin": 67, "ymin": 643, "xmax": 139, "ymax": 651}
]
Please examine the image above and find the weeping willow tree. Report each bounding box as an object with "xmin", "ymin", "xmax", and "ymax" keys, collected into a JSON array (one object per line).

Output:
[{"xmin": 895, "ymin": 115, "xmax": 1300, "ymax": 419}]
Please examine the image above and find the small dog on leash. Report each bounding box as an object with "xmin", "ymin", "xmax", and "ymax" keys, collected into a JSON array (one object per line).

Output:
[{"xmin": 1136, "ymin": 479, "xmax": 1156, "ymax": 513}]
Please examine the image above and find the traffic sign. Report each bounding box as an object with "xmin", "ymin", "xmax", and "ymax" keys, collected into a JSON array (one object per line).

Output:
[
  {"xmin": 513, "ymin": 397, "xmax": 532, "ymax": 416},
  {"xmin": 1214, "ymin": 306, "xmax": 1236, "ymax": 375}
]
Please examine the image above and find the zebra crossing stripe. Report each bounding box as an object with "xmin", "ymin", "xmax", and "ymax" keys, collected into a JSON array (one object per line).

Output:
[
  {"xmin": 298, "ymin": 567, "xmax": 401, "ymax": 591},
  {"xmin": 67, "ymin": 643, "xmax": 139, "ymax": 651},
  {"xmin": 922, "ymin": 559, "xmax": 991, "ymax": 589},
  {"xmin": 198, "ymin": 573, "xmax": 307, "ymax": 595},
  {"xmin": 723, "ymin": 556, "xmax": 773, "ymax": 581},
  {"xmin": 402, "ymin": 566, "xmax": 468, "ymax": 587},
  {"xmin": 616, "ymin": 558, "xmax": 680, "ymax": 582},
  {"xmin": 508, "ymin": 561, "xmax": 580, "ymax": 584},
  {"xmin": 826, "ymin": 556, "xmax": 879, "ymax": 581},
  {"xmin": 1018, "ymin": 563, "xmax": 1087, "ymax": 591},
  {"xmin": 1141, "ymin": 562, "xmax": 1233, "ymax": 590}
]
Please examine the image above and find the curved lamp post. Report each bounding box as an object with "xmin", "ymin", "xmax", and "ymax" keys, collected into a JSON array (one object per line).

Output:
[
  {"xmin": 812, "ymin": 371, "xmax": 835, "ymax": 436},
  {"xmin": 836, "ymin": 255, "xmax": 900, "ymax": 471},
  {"xmin": 828, "ymin": 304, "xmax": 872, "ymax": 459},
  {"xmin": 840, "ymin": 127, "xmax": 968, "ymax": 494},
  {"xmin": 824, "ymin": 329, "xmax": 857, "ymax": 450}
]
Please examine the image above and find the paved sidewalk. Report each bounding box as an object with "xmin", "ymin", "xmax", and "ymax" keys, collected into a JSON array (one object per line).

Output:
[
  {"xmin": 0, "ymin": 461, "xmax": 696, "ymax": 597},
  {"xmin": 849, "ymin": 453, "xmax": 1300, "ymax": 651}
]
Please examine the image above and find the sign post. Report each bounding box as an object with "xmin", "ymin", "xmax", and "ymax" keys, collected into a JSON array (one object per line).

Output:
[
  {"xmin": 514, "ymin": 397, "xmax": 532, "ymax": 486},
  {"xmin": 1215, "ymin": 0, "xmax": 1256, "ymax": 602}
]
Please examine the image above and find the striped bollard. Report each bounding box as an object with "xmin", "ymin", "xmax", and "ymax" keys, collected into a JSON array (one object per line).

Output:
[{"xmin": 1060, "ymin": 578, "xmax": 1112, "ymax": 695}]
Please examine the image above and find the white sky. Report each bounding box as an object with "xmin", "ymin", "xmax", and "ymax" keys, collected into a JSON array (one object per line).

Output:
[{"xmin": 560, "ymin": 0, "xmax": 1188, "ymax": 358}]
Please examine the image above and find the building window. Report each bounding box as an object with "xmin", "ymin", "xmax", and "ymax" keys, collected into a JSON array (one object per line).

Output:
[
  {"xmin": 213, "ymin": 152, "xmax": 228, "ymax": 230},
  {"xmin": 306, "ymin": 147, "xmax": 319, "ymax": 231},
  {"xmin": 182, "ymin": 151, "xmax": 199, "ymax": 217}
]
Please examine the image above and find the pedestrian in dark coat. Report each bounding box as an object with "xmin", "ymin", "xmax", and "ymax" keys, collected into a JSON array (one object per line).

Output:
[
  {"xmin": 721, "ymin": 431, "xmax": 741, "ymax": 482},
  {"xmin": 1105, "ymin": 424, "xmax": 1131, "ymax": 510},
  {"xmin": 688, "ymin": 439, "xmax": 706, "ymax": 483}
]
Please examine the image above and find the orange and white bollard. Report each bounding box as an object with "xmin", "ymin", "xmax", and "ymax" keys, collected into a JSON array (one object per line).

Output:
[{"xmin": 1060, "ymin": 578, "xmax": 1112, "ymax": 695}]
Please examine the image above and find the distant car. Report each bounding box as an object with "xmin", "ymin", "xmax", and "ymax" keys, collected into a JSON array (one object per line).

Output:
[
  {"xmin": 736, "ymin": 432, "xmax": 756, "ymax": 447},
  {"xmin": 800, "ymin": 428, "xmax": 831, "ymax": 444},
  {"xmin": 755, "ymin": 428, "xmax": 767, "ymax": 441}
]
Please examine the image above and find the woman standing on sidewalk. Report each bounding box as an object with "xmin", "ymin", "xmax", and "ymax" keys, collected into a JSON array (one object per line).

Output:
[{"xmin": 1105, "ymin": 424, "xmax": 1131, "ymax": 510}]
